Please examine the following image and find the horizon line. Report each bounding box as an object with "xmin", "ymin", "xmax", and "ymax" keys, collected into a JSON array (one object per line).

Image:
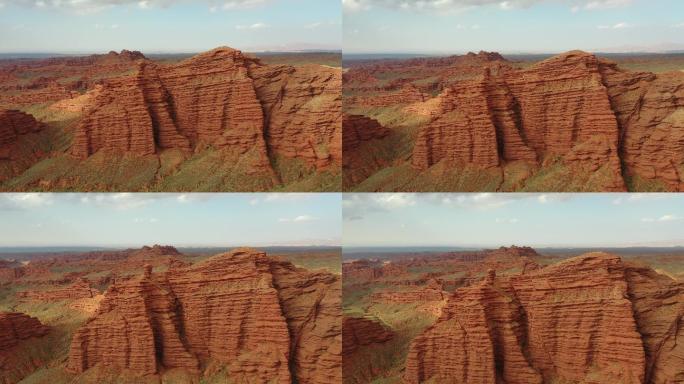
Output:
[
  {"xmin": 342, "ymin": 49, "xmax": 684, "ymax": 56},
  {"xmin": 342, "ymin": 244, "xmax": 684, "ymax": 249},
  {"xmin": 0, "ymin": 244, "xmax": 342, "ymax": 249}
]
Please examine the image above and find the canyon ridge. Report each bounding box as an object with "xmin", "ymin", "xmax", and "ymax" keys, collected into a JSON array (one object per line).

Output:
[
  {"xmin": 0, "ymin": 48, "xmax": 341, "ymax": 191},
  {"xmin": 0, "ymin": 245, "xmax": 342, "ymax": 383},
  {"xmin": 342, "ymin": 246, "xmax": 684, "ymax": 383},
  {"xmin": 343, "ymin": 51, "xmax": 684, "ymax": 192}
]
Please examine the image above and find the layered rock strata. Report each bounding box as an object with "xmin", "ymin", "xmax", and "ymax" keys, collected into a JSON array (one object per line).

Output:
[
  {"xmin": 342, "ymin": 316, "xmax": 394, "ymax": 357},
  {"xmin": 70, "ymin": 47, "xmax": 341, "ymax": 172},
  {"xmin": 17, "ymin": 278, "xmax": 99, "ymax": 301},
  {"xmin": 404, "ymin": 252, "xmax": 684, "ymax": 384},
  {"xmin": 0, "ymin": 110, "xmax": 44, "ymax": 159},
  {"xmin": 67, "ymin": 248, "xmax": 341, "ymax": 383},
  {"xmin": 342, "ymin": 114, "xmax": 390, "ymax": 186},
  {"xmin": 410, "ymin": 51, "xmax": 684, "ymax": 190},
  {"xmin": 0, "ymin": 312, "xmax": 50, "ymax": 352}
]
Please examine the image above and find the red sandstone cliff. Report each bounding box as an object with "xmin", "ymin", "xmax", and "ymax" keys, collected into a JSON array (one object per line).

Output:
[
  {"xmin": 404, "ymin": 252, "xmax": 684, "ymax": 384},
  {"xmin": 0, "ymin": 312, "xmax": 50, "ymax": 384},
  {"xmin": 343, "ymin": 316, "xmax": 394, "ymax": 357},
  {"xmin": 70, "ymin": 47, "xmax": 341, "ymax": 174},
  {"xmin": 66, "ymin": 248, "xmax": 341, "ymax": 383},
  {"xmin": 0, "ymin": 109, "xmax": 44, "ymax": 160},
  {"xmin": 342, "ymin": 114, "xmax": 390, "ymax": 187},
  {"xmin": 408, "ymin": 51, "xmax": 684, "ymax": 191}
]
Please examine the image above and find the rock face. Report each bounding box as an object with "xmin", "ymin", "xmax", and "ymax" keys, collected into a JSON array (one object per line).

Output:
[
  {"xmin": 342, "ymin": 316, "xmax": 394, "ymax": 357},
  {"xmin": 70, "ymin": 46, "xmax": 341, "ymax": 172},
  {"xmin": 0, "ymin": 110, "xmax": 43, "ymax": 159},
  {"xmin": 600, "ymin": 64, "xmax": 684, "ymax": 190},
  {"xmin": 409, "ymin": 50, "xmax": 684, "ymax": 191},
  {"xmin": 67, "ymin": 248, "xmax": 341, "ymax": 383},
  {"xmin": 18, "ymin": 278, "xmax": 99, "ymax": 301},
  {"xmin": 0, "ymin": 312, "xmax": 50, "ymax": 384},
  {"xmin": 371, "ymin": 279, "xmax": 446, "ymax": 305},
  {"xmin": 343, "ymin": 114, "xmax": 390, "ymax": 154},
  {"xmin": 404, "ymin": 252, "xmax": 684, "ymax": 384},
  {"xmin": 0, "ymin": 312, "xmax": 50, "ymax": 352},
  {"xmin": 342, "ymin": 114, "xmax": 390, "ymax": 187},
  {"xmin": 0, "ymin": 50, "xmax": 144, "ymax": 108},
  {"xmin": 251, "ymin": 63, "xmax": 343, "ymax": 168}
]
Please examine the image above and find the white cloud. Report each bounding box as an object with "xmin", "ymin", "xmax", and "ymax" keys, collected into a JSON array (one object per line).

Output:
[
  {"xmin": 0, "ymin": 193, "xmax": 54, "ymax": 210},
  {"xmin": 612, "ymin": 193, "xmax": 672, "ymax": 205},
  {"xmin": 176, "ymin": 193, "xmax": 214, "ymax": 203},
  {"xmin": 343, "ymin": 0, "xmax": 633, "ymax": 13},
  {"xmin": 235, "ymin": 22, "xmax": 267, "ymax": 30},
  {"xmin": 279, "ymin": 215, "xmax": 317, "ymax": 223},
  {"xmin": 536, "ymin": 194, "xmax": 573, "ymax": 204},
  {"xmin": 80, "ymin": 193, "xmax": 158, "ymax": 210},
  {"xmin": 248, "ymin": 193, "xmax": 313, "ymax": 206},
  {"xmin": 343, "ymin": 193, "xmax": 571, "ymax": 221},
  {"xmin": 1, "ymin": 0, "xmax": 269, "ymax": 14},
  {"xmin": 582, "ymin": 0, "xmax": 631, "ymax": 10},
  {"xmin": 94, "ymin": 23, "xmax": 120, "ymax": 29},
  {"xmin": 305, "ymin": 21, "xmax": 323, "ymax": 29},
  {"xmin": 133, "ymin": 217, "xmax": 159, "ymax": 223},
  {"xmin": 642, "ymin": 214, "xmax": 680, "ymax": 223},
  {"xmin": 495, "ymin": 217, "xmax": 519, "ymax": 223},
  {"xmin": 343, "ymin": 0, "xmax": 368, "ymax": 12},
  {"xmin": 220, "ymin": 0, "xmax": 266, "ymax": 9},
  {"xmin": 598, "ymin": 21, "xmax": 629, "ymax": 29}
]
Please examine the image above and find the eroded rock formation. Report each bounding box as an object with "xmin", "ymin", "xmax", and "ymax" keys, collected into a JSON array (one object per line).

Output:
[
  {"xmin": 0, "ymin": 312, "xmax": 50, "ymax": 384},
  {"xmin": 17, "ymin": 278, "xmax": 99, "ymax": 301},
  {"xmin": 67, "ymin": 248, "xmax": 341, "ymax": 383},
  {"xmin": 70, "ymin": 47, "xmax": 341, "ymax": 173},
  {"xmin": 342, "ymin": 114, "xmax": 390, "ymax": 187},
  {"xmin": 0, "ymin": 110, "xmax": 44, "ymax": 159},
  {"xmin": 0, "ymin": 312, "xmax": 50, "ymax": 352},
  {"xmin": 342, "ymin": 316, "xmax": 394, "ymax": 357},
  {"xmin": 404, "ymin": 252, "xmax": 684, "ymax": 384},
  {"xmin": 409, "ymin": 51, "xmax": 684, "ymax": 191}
]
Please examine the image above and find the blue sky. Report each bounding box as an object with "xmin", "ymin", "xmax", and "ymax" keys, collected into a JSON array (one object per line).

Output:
[
  {"xmin": 343, "ymin": 193, "xmax": 684, "ymax": 247},
  {"xmin": 0, "ymin": 193, "xmax": 341, "ymax": 247},
  {"xmin": 0, "ymin": 0, "xmax": 341, "ymax": 53},
  {"xmin": 343, "ymin": 0, "xmax": 684, "ymax": 53}
]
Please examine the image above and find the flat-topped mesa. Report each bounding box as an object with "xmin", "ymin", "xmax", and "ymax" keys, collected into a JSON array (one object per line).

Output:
[
  {"xmin": 70, "ymin": 45, "xmax": 341, "ymax": 172},
  {"xmin": 0, "ymin": 109, "xmax": 44, "ymax": 159},
  {"xmin": 404, "ymin": 252, "xmax": 684, "ymax": 384},
  {"xmin": 104, "ymin": 49, "xmax": 146, "ymax": 62},
  {"xmin": 466, "ymin": 50, "xmax": 506, "ymax": 62},
  {"xmin": 137, "ymin": 244, "xmax": 181, "ymax": 256},
  {"xmin": 115, "ymin": 49, "xmax": 145, "ymax": 61},
  {"xmin": 67, "ymin": 248, "xmax": 341, "ymax": 383},
  {"xmin": 486, "ymin": 245, "xmax": 539, "ymax": 258}
]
